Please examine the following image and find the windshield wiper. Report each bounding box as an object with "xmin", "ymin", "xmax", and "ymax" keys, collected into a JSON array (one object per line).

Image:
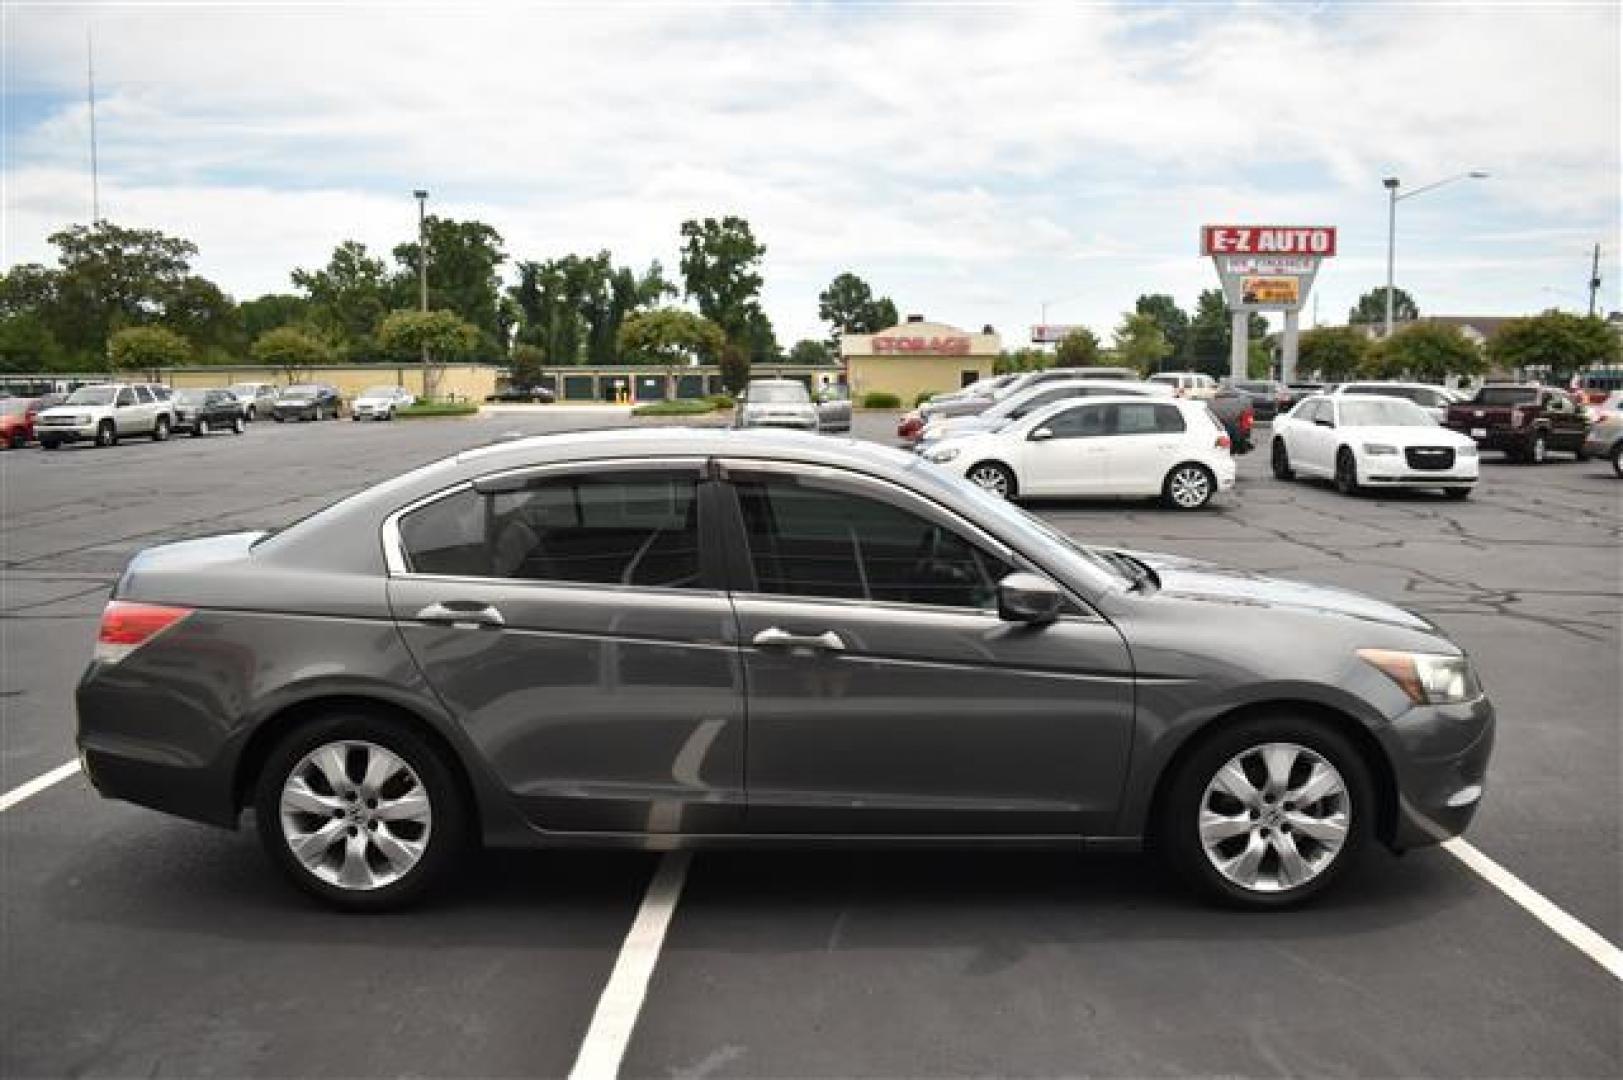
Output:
[{"xmin": 1106, "ymin": 551, "xmax": 1160, "ymax": 592}]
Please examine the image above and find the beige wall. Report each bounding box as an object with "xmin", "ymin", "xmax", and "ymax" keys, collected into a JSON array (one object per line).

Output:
[
  {"xmin": 847, "ymin": 355, "xmax": 995, "ymax": 404},
  {"xmin": 160, "ymin": 364, "xmax": 498, "ymax": 401}
]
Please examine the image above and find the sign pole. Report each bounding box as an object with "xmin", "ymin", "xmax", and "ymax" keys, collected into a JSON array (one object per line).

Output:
[
  {"xmin": 1230, "ymin": 310, "xmax": 1249, "ymax": 382},
  {"xmin": 1282, "ymin": 309, "xmax": 1300, "ymax": 384}
]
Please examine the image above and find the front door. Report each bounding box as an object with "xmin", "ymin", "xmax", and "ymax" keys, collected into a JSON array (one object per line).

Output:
[
  {"xmin": 717, "ymin": 463, "xmax": 1135, "ymax": 836},
  {"xmin": 1019, "ymin": 401, "xmax": 1114, "ymax": 496},
  {"xmin": 386, "ymin": 463, "xmax": 745, "ymax": 834}
]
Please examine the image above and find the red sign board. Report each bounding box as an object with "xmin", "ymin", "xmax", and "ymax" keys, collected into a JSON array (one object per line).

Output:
[
  {"xmin": 872, "ymin": 335, "xmax": 972, "ymax": 356},
  {"xmin": 1201, "ymin": 226, "xmax": 1337, "ymax": 257}
]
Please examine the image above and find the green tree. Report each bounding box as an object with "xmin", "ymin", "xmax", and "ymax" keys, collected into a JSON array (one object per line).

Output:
[
  {"xmin": 392, "ymin": 217, "xmax": 507, "ymax": 354},
  {"xmin": 292, "ymin": 241, "xmax": 393, "ymax": 361},
  {"xmin": 679, "ymin": 216, "xmax": 769, "ymax": 371},
  {"xmin": 509, "ymin": 343, "xmax": 547, "ymax": 388},
  {"xmin": 718, "ymin": 338, "xmax": 750, "ymax": 393},
  {"xmin": 788, "ymin": 338, "xmax": 834, "ymax": 366},
  {"xmin": 1297, "ymin": 326, "xmax": 1369, "ymax": 380},
  {"xmin": 1349, "ymin": 286, "xmax": 1418, "ymax": 327},
  {"xmin": 1365, "ymin": 322, "xmax": 1483, "ymax": 381},
  {"xmin": 1486, "ymin": 311, "xmax": 1621, "ymax": 380},
  {"xmin": 108, "ymin": 325, "xmax": 191, "ymax": 375},
  {"xmin": 376, "ymin": 309, "xmax": 481, "ymax": 397},
  {"xmin": 509, "ymin": 253, "xmax": 672, "ymax": 366},
  {"xmin": 251, "ymin": 326, "xmax": 332, "ymax": 381},
  {"xmin": 617, "ymin": 309, "xmax": 727, "ymax": 389},
  {"xmin": 164, "ymin": 276, "xmax": 242, "ymax": 363},
  {"xmin": 1054, "ymin": 327, "xmax": 1101, "ymax": 367},
  {"xmin": 239, "ymin": 293, "xmax": 311, "ymax": 341},
  {"xmin": 817, "ymin": 272, "xmax": 899, "ymax": 342},
  {"xmin": 1187, "ymin": 289, "xmax": 1267, "ymax": 377},
  {"xmin": 995, "ymin": 347, "xmax": 1051, "ymax": 374},
  {"xmin": 1113, "ymin": 312, "xmax": 1171, "ymax": 376},
  {"xmin": 1133, "ymin": 294, "xmax": 1190, "ymax": 364},
  {"xmin": 0, "ymin": 314, "xmax": 64, "ymax": 372}
]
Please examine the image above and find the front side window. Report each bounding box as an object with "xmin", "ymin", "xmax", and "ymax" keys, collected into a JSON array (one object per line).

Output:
[
  {"xmin": 397, "ymin": 472, "xmax": 702, "ymax": 588},
  {"xmin": 1041, "ymin": 404, "xmax": 1110, "ymax": 439},
  {"xmin": 116, "ymin": 388, "xmax": 136, "ymax": 407},
  {"xmin": 732, "ymin": 474, "xmax": 1010, "ymax": 610}
]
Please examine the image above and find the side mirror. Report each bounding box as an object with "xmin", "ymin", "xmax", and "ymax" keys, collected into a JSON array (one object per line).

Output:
[
  {"xmin": 1029, "ymin": 426, "xmax": 1054, "ymax": 441},
  {"xmin": 997, "ymin": 572, "xmax": 1063, "ymax": 625},
  {"xmin": 1314, "ymin": 417, "xmax": 1334, "ymax": 428}
]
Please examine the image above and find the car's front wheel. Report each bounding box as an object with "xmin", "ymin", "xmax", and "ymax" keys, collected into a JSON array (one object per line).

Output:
[
  {"xmin": 95, "ymin": 420, "xmax": 117, "ymax": 448},
  {"xmin": 151, "ymin": 416, "xmax": 171, "ymax": 442},
  {"xmin": 1161, "ymin": 715, "xmax": 1373, "ymax": 909},
  {"xmin": 1334, "ymin": 448, "xmax": 1361, "ymax": 495},
  {"xmin": 254, "ymin": 714, "xmax": 466, "ymax": 911},
  {"xmin": 1163, "ymin": 463, "xmax": 1215, "ymax": 510},
  {"xmin": 1271, "ymin": 437, "xmax": 1294, "ymax": 480},
  {"xmin": 1612, "ymin": 442, "xmax": 1623, "ymax": 478},
  {"xmin": 965, "ymin": 461, "xmax": 1017, "ymax": 500}
]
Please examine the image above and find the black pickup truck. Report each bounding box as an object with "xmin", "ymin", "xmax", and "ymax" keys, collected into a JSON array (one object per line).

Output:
[{"xmin": 1443, "ymin": 384, "xmax": 1590, "ymax": 463}]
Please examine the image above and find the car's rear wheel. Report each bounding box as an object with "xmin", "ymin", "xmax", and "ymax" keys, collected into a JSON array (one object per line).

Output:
[
  {"xmin": 1334, "ymin": 448, "xmax": 1361, "ymax": 495},
  {"xmin": 1163, "ymin": 463, "xmax": 1215, "ymax": 510},
  {"xmin": 1161, "ymin": 715, "xmax": 1373, "ymax": 909},
  {"xmin": 254, "ymin": 714, "xmax": 466, "ymax": 911},
  {"xmin": 232, "ymin": 415, "xmax": 246, "ymax": 434},
  {"xmin": 39, "ymin": 438, "xmax": 58, "ymax": 450},
  {"xmin": 965, "ymin": 461, "xmax": 1016, "ymax": 500},
  {"xmin": 193, "ymin": 419, "xmax": 209, "ymax": 437},
  {"xmin": 1444, "ymin": 487, "xmax": 1472, "ymax": 500},
  {"xmin": 1270, "ymin": 437, "xmax": 1294, "ymax": 480},
  {"xmin": 95, "ymin": 420, "xmax": 117, "ymax": 448},
  {"xmin": 151, "ymin": 416, "xmax": 171, "ymax": 442}
]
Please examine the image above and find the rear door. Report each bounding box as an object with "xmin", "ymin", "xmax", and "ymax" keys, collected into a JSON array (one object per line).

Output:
[
  {"xmin": 716, "ymin": 461, "xmax": 1134, "ymax": 835},
  {"xmin": 1106, "ymin": 401, "xmax": 1187, "ymax": 493},
  {"xmin": 386, "ymin": 460, "xmax": 746, "ymax": 834},
  {"xmin": 128, "ymin": 385, "xmax": 157, "ymax": 432}
]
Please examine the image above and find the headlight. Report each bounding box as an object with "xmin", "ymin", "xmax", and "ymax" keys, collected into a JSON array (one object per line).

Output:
[
  {"xmin": 1362, "ymin": 443, "xmax": 1399, "ymax": 455},
  {"xmin": 1358, "ymin": 648, "xmax": 1481, "ymax": 705},
  {"xmin": 75, "ymin": 414, "xmax": 92, "ymax": 424},
  {"xmin": 1457, "ymin": 444, "xmax": 1478, "ymax": 457},
  {"xmin": 924, "ymin": 447, "xmax": 961, "ymax": 463}
]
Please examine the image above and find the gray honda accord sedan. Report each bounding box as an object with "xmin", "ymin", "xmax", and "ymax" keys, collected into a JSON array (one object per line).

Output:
[{"xmin": 77, "ymin": 428, "xmax": 1493, "ymax": 910}]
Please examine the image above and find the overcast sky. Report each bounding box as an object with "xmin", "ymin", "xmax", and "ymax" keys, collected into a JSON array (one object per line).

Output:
[{"xmin": 3, "ymin": 1, "xmax": 1619, "ymax": 348}]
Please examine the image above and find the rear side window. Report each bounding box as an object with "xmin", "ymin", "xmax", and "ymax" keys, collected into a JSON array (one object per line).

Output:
[
  {"xmin": 1477, "ymin": 387, "xmax": 1537, "ymax": 406},
  {"xmin": 733, "ymin": 475, "xmax": 1010, "ymax": 609},
  {"xmin": 1115, "ymin": 402, "xmax": 1186, "ymax": 434},
  {"xmin": 397, "ymin": 473, "xmax": 702, "ymax": 588}
]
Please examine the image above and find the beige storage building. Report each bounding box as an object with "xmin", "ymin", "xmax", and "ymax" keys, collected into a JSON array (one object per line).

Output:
[
  {"xmin": 159, "ymin": 363, "xmax": 500, "ymax": 402},
  {"xmin": 841, "ymin": 318, "xmax": 1000, "ymax": 404}
]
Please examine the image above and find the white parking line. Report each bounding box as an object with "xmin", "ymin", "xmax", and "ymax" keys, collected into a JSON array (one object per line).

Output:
[
  {"xmin": 568, "ymin": 850, "xmax": 692, "ymax": 1080},
  {"xmin": 0, "ymin": 759, "xmax": 81, "ymax": 812},
  {"xmin": 1444, "ymin": 838, "xmax": 1622, "ymax": 981}
]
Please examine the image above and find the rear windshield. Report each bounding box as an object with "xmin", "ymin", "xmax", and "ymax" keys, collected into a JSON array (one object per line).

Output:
[
  {"xmin": 66, "ymin": 387, "xmax": 116, "ymax": 405},
  {"xmin": 1475, "ymin": 387, "xmax": 1538, "ymax": 406},
  {"xmin": 747, "ymin": 383, "xmax": 810, "ymax": 403}
]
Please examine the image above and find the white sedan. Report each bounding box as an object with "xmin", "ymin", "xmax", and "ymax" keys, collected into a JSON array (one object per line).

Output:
[
  {"xmin": 1272, "ymin": 394, "xmax": 1478, "ymax": 498},
  {"xmin": 921, "ymin": 395, "xmax": 1237, "ymax": 510},
  {"xmin": 351, "ymin": 385, "xmax": 416, "ymax": 421}
]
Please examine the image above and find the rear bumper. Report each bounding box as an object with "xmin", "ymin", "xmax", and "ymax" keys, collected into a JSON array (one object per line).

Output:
[
  {"xmin": 79, "ymin": 744, "xmax": 237, "ymax": 828},
  {"xmin": 1384, "ymin": 695, "xmax": 1496, "ymax": 850}
]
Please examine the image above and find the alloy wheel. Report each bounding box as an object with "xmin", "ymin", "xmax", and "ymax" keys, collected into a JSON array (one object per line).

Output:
[
  {"xmin": 1199, "ymin": 741, "xmax": 1350, "ymax": 894},
  {"xmin": 1168, "ymin": 466, "xmax": 1212, "ymax": 509},
  {"xmin": 278, "ymin": 740, "xmax": 433, "ymax": 891},
  {"xmin": 967, "ymin": 463, "xmax": 1012, "ymax": 498}
]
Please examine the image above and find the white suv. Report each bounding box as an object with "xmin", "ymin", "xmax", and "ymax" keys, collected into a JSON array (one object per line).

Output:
[
  {"xmin": 1147, "ymin": 371, "xmax": 1219, "ymax": 399},
  {"xmin": 36, "ymin": 382, "xmax": 176, "ymax": 449}
]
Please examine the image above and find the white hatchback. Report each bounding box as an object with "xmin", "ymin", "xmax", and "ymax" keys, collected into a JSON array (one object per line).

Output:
[
  {"xmin": 1272, "ymin": 395, "xmax": 1478, "ymax": 498},
  {"xmin": 351, "ymin": 385, "xmax": 416, "ymax": 421},
  {"xmin": 921, "ymin": 396, "xmax": 1237, "ymax": 510}
]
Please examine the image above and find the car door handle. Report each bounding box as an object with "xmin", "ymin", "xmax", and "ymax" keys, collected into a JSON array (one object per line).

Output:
[
  {"xmin": 752, "ymin": 627, "xmax": 845, "ymax": 652},
  {"xmin": 414, "ymin": 601, "xmax": 505, "ymax": 629}
]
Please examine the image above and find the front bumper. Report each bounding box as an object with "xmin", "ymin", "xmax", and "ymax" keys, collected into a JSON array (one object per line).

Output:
[
  {"xmin": 36, "ymin": 419, "xmax": 98, "ymax": 440},
  {"xmin": 353, "ymin": 403, "xmax": 392, "ymax": 418},
  {"xmin": 273, "ymin": 406, "xmax": 319, "ymax": 420},
  {"xmin": 737, "ymin": 416, "xmax": 818, "ymax": 430},
  {"xmin": 1384, "ymin": 694, "xmax": 1496, "ymax": 849}
]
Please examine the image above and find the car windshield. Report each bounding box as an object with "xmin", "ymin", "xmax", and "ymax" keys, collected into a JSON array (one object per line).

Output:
[
  {"xmin": 66, "ymin": 387, "xmax": 116, "ymax": 405},
  {"xmin": 281, "ymin": 386, "xmax": 316, "ymax": 399},
  {"xmin": 362, "ymin": 386, "xmax": 397, "ymax": 397},
  {"xmin": 1476, "ymin": 387, "xmax": 1538, "ymax": 406},
  {"xmin": 174, "ymin": 390, "xmax": 208, "ymax": 404},
  {"xmin": 748, "ymin": 383, "xmax": 810, "ymax": 404},
  {"xmin": 1338, "ymin": 398, "xmax": 1433, "ymax": 427}
]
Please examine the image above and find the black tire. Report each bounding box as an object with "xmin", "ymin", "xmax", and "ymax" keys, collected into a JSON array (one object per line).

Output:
[
  {"xmin": 385, "ymin": 409, "xmax": 395, "ymax": 422},
  {"xmin": 1444, "ymin": 487, "xmax": 1472, "ymax": 500},
  {"xmin": 39, "ymin": 438, "xmax": 59, "ymax": 450},
  {"xmin": 273, "ymin": 414, "xmax": 285, "ymax": 423},
  {"xmin": 95, "ymin": 420, "xmax": 117, "ymax": 448},
  {"xmin": 1160, "ymin": 713, "xmax": 1375, "ymax": 909},
  {"xmin": 192, "ymin": 419, "xmax": 208, "ymax": 437},
  {"xmin": 1334, "ymin": 448, "xmax": 1361, "ymax": 496},
  {"xmin": 352, "ymin": 414, "xmax": 362, "ymax": 422},
  {"xmin": 245, "ymin": 406, "xmax": 256, "ymax": 422},
  {"xmin": 1527, "ymin": 431, "xmax": 1548, "ymax": 465},
  {"xmin": 232, "ymin": 415, "xmax": 246, "ymax": 435},
  {"xmin": 1612, "ymin": 442, "xmax": 1623, "ymax": 479},
  {"xmin": 253, "ymin": 712, "xmax": 467, "ymax": 911},
  {"xmin": 1573, "ymin": 445, "xmax": 1589, "ymax": 462},
  {"xmin": 1162, "ymin": 462, "xmax": 1216, "ymax": 510},
  {"xmin": 1271, "ymin": 437, "xmax": 1294, "ymax": 481},
  {"xmin": 151, "ymin": 416, "xmax": 171, "ymax": 442},
  {"xmin": 965, "ymin": 461, "xmax": 1017, "ymax": 500}
]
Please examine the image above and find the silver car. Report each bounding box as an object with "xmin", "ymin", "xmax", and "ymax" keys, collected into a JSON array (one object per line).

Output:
[
  {"xmin": 227, "ymin": 382, "xmax": 280, "ymax": 421},
  {"xmin": 735, "ymin": 379, "xmax": 820, "ymax": 431},
  {"xmin": 1581, "ymin": 395, "xmax": 1623, "ymax": 476},
  {"xmin": 76, "ymin": 429, "xmax": 1493, "ymax": 912},
  {"xmin": 813, "ymin": 383, "xmax": 852, "ymax": 433}
]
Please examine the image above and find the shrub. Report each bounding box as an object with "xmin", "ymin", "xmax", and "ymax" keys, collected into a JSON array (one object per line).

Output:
[
  {"xmin": 914, "ymin": 390, "xmax": 937, "ymax": 406},
  {"xmin": 632, "ymin": 398, "xmax": 717, "ymax": 417},
  {"xmin": 705, "ymin": 393, "xmax": 736, "ymax": 409},
  {"xmin": 396, "ymin": 401, "xmax": 479, "ymax": 419},
  {"xmin": 861, "ymin": 391, "xmax": 902, "ymax": 409}
]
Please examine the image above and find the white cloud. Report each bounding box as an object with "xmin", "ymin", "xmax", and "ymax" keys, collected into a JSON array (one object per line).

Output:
[{"xmin": 2, "ymin": 1, "xmax": 1618, "ymax": 345}]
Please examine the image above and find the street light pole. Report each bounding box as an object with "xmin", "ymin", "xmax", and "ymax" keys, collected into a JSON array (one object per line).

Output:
[
  {"xmin": 1381, "ymin": 170, "xmax": 1489, "ymax": 338},
  {"xmin": 413, "ymin": 189, "xmax": 429, "ymax": 398}
]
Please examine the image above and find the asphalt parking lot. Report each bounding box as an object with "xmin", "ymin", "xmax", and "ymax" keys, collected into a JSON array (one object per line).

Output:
[{"xmin": 2, "ymin": 408, "xmax": 1619, "ymax": 1078}]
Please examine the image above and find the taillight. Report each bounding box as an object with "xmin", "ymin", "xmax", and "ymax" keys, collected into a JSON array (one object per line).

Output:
[
  {"xmin": 95, "ymin": 601, "xmax": 192, "ymax": 664},
  {"xmin": 1216, "ymin": 433, "xmax": 1232, "ymax": 450},
  {"xmin": 1240, "ymin": 409, "xmax": 1254, "ymax": 434}
]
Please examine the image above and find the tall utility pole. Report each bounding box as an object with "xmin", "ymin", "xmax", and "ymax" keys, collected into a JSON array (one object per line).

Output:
[
  {"xmin": 414, "ymin": 189, "xmax": 430, "ymax": 398},
  {"xmin": 87, "ymin": 29, "xmax": 100, "ymax": 223},
  {"xmin": 1588, "ymin": 243, "xmax": 1602, "ymax": 317}
]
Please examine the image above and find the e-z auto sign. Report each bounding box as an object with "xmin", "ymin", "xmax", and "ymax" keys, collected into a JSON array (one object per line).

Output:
[{"xmin": 1201, "ymin": 226, "xmax": 1337, "ymax": 257}]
